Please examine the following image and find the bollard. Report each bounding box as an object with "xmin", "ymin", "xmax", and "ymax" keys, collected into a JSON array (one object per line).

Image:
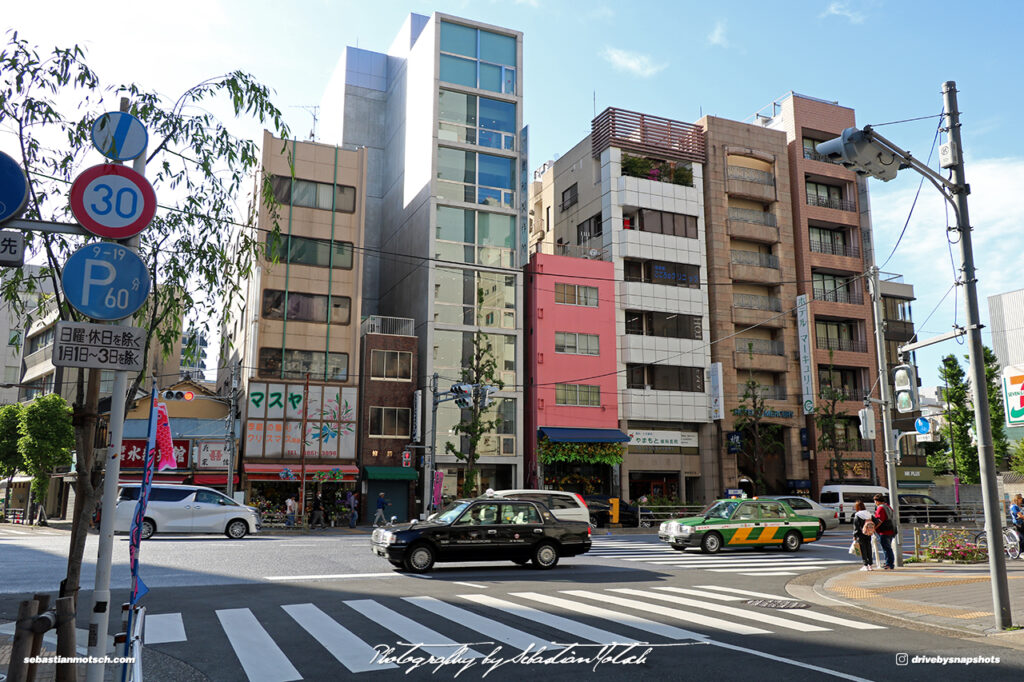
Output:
[
  {"xmin": 27, "ymin": 593, "xmax": 51, "ymax": 681},
  {"xmin": 9, "ymin": 599, "xmax": 40, "ymax": 682},
  {"xmin": 55, "ymin": 596, "xmax": 77, "ymax": 682}
]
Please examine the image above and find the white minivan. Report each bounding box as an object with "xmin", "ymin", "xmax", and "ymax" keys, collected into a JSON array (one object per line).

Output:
[
  {"xmin": 819, "ymin": 485, "xmax": 889, "ymax": 523},
  {"xmin": 488, "ymin": 489, "xmax": 591, "ymax": 524},
  {"xmin": 114, "ymin": 484, "xmax": 261, "ymax": 539}
]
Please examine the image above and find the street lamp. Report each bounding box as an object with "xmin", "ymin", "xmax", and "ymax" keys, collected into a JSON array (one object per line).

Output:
[{"xmin": 817, "ymin": 81, "xmax": 1011, "ymax": 629}]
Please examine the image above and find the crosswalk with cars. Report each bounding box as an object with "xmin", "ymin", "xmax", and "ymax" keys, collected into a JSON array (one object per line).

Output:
[
  {"xmin": 144, "ymin": 584, "xmax": 883, "ymax": 681},
  {"xmin": 587, "ymin": 537, "xmax": 855, "ymax": 576}
]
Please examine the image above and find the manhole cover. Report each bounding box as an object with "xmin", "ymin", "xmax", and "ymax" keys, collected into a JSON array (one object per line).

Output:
[{"xmin": 743, "ymin": 599, "xmax": 810, "ymax": 609}]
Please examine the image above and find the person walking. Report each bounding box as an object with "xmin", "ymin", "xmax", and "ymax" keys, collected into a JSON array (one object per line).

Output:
[
  {"xmin": 311, "ymin": 492, "xmax": 326, "ymax": 529},
  {"xmin": 349, "ymin": 491, "xmax": 360, "ymax": 528},
  {"xmin": 873, "ymin": 493, "xmax": 897, "ymax": 570},
  {"xmin": 373, "ymin": 492, "xmax": 389, "ymax": 527},
  {"xmin": 285, "ymin": 495, "xmax": 297, "ymax": 528},
  {"xmin": 852, "ymin": 500, "xmax": 875, "ymax": 571}
]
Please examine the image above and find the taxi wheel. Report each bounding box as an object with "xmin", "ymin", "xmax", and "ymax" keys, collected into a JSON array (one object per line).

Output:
[
  {"xmin": 532, "ymin": 542, "xmax": 560, "ymax": 569},
  {"xmin": 140, "ymin": 519, "xmax": 156, "ymax": 541},
  {"xmin": 782, "ymin": 531, "xmax": 802, "ymax": 552},
  {"xmin": 817, "ymin": 520, "xmax": 826, "ymax": 538},
  {"xmin": 404, "ymin": 543, "xmax": 436, "ymax": 573},
  {"xmin": 700, "ymin": 532, "xmax": 722, "ymax": 554}
]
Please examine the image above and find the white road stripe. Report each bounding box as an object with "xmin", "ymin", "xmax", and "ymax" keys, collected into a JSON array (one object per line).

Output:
[
  {"xmin": 734, "ymin": 571, "xmax": 800, "ymax": 576},
  {"xmin": 707, "ymin": 565, "xmax": 841, "ymax": 573},
  {"xmin": 405, "ymin": 596, "xmax": 561, "ymax": 652},
  {"xmin": 452, "ymin": 582, "xmax": 488, "ymax": 588},
  {"xmin": 282, "ymin": 603, "xmax": 397, "ymax": 673},
  {"xmin": 216, "ymin": 608, "xmax": 301, "ymax": 682},
  {"xmin": 344, "ymin": 599, "xmax": 484, "ymax": 659},
  {"xmin": 264, "ymin": 572, "xmax": 401, "ymax": 581},
  {"xmin": 459, "ymin": 594, "xmax": 636, "ymax": 644},
  {"xmin": 680, "ymin": 587, "xmax": 884, "ymax": 630},
  {"xmin": 3, "ymin": 529, "xmax": 27, "ymax": 535},
  {"xmin": 510, "ymin": 592, "xmax": 702, "ymax": 640},
  {"xmin": 560, "ymin": 590, "xmax": 768, "ymax": 635},
  {"xmin": 144, "ymin": 613, "xmax": 186, "ymax": 644},
  {"xmin": 608, "ymin": 589, "xmax": 828, "ymax": 633},
  {"xmin": 655, "ymin": 588, "xmax": 746, "ymax": 601}
]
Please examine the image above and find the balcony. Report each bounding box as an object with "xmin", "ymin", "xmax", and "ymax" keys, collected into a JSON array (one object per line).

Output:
[
  {"xmin": 735, "ymin": 340, "xmax": 787, "ymax": 372},
  {"xmin": 361, "ymin": 316, "xmax": 415, "ymax": 337},
  {"xmin": 734, "ymin": 294, "xmax": 782, "ymax": 312},
  {"xmin": 809, "ymin": 239, "xmax": 860, "ymax": 259},
  {"xmin": 730, "ymin": 250, "xmax": 779, "ymax": 269},
  {"xmin": 592, "ymin": 107, "xmax": 706, "ymax": 164},
  {"xmin": 736, "ymin": 338, "xmax": 784, "ymax": 355},
  {"xmin": 732, "ymin": 294, "xmax": 784, "ymax": 329},
  {"xmin": 807, "ymin": 195, "xmax": 856, "ymax": 212},
  {"xmin": 730, "ymin": 252, "xmax": 781, "ymax": 285},
  {"xmin": 729, "ymin": 207, "xmax": 776, "ymax": 227},
  {"xmin": 803, "ymin": 148, "xmax": 841, "ymax": 165},
  {"xmin": 812, "ymin": 287, "xmax": 864, "ymax": 306},
  {"xmin": 529, "ymin": 241, "xmax": 610, "ymax": 261},
  {"xmin": 885, "ymin": 319, "xmax": 915, "ymax": 340},
  {"xmin": 815, "ymin": 337, "xmax": 868, "ymax": 353},
  {"xmin": 726, "ymin": 166, "xmax": 775, "ymax": 202},
  {"xmin": 737, "ymin": 384, "xmax": 788, "ymax": 401}
]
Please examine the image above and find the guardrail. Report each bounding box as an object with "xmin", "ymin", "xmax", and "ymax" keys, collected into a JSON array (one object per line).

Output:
[{"xmin": 897, "ymin": 504, "xmax": 981, "ymax": 525}]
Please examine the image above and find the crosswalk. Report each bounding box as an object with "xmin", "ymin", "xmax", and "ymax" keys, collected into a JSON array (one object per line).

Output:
[
  {"xmin": 0, "ymin": 525, "xmax": 63, "ymax": 537},
  {"xmin": 145, "ymin": 584, "xmax": 883, "ymax": 681},
  {"xmin": 587, "ymin": 537, "xmax": 855, "ymax": 575}
]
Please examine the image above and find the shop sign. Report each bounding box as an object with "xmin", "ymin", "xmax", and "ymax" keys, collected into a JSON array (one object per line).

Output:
[
  {"xmin": 1003, "ymin": 366, "xmax": 1024, "ymax": 427},
  {"xmin": 245, "ymin": 383, "xmax": 357, "ymax": 458},
  {"xmin": 709, "ymin": 362, "xmax": 723, "ymax": 421},
  {"xmin": 896, "ymin": 466, "xmax": 933, "ymax": 482},
  {"xmin": 627, "ymin": 430, "xmax": 698, "ymax": 448},
  {"xmin": 120, "ymin": 439, "xmax": 189, "ymax": 468},
  {"xmin": 197, "ymin": 440, "xmax": 229, "ymax": 470}
]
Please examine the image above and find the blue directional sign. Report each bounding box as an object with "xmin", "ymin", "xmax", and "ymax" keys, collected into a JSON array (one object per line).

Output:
[
  {"xmin": 61, "ymin": 243, "xmax": 151, "ymax": 321},
  {"xmin": 0, "ymin": 151, "xmax": 29, "ymax": 224},
  {"xmin": 91, "ymin": 111, "xmax": 148, "ymax": 162},
  {"xmin": 914, "ymin": 417, "xmax": 931, "ymax": 435}
]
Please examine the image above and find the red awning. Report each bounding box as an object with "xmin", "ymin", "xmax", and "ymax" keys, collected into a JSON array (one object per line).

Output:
[
  {"xmin": 244, "ymin": 463, "xmax": 358, "ymax": 482},
  {"xmin": 193, "ymin": 474, "xmax": 240, "ymax": 486},
  {"xmin": 118, "ymin": 474, "xmax": 187, "ymax": 483}
]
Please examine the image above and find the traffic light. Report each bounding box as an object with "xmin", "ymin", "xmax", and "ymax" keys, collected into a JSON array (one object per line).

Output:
[
  {"xmin": 450, "ymin": 383, "xmax": 473, "ymax": 408},
  {"xmin": 892, "ymin": 364, "xmax": 919, "ymax": 414},
  {"xmin": 478, "ymin": 385, "xmax": 499, "ymax": 408},
  {"xmin": 163, "ymin": 390, "xmax": 195, "ymax": 401},
  {"xmin": 816, "ymin": 128, "xmax": 901, "ymax": 182},
  {"xmin": 857, "ymin": 407, "xmax": 876, "ymax": 440}
]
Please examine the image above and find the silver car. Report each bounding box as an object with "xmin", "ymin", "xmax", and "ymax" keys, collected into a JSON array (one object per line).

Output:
[
  {"xmin": 759, "ymin": 495, "xmax": 839, "ymax": 532},
  {"xmin": 114, "ymin": 484, "xmax": 261, "ymax": 539}
]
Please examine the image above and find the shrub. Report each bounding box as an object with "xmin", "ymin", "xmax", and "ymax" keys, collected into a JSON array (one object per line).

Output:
[{"xmin": 924, "ymin": 530, "xmax": 987, "ymax": 562}]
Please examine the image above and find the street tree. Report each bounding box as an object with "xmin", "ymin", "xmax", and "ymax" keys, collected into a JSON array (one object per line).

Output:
[
  {"xmin": 0, "ymin": 33, "xmax": 288, "ymax": 600},
  {"xmin": 935, "ymin": 354, "xmax": 978, "ymax": 483},
  {"xmin": 444, "ymin": 331, "xmax": 504, "ymax": 497},
  {"xmin": 815, "ymin": 355, "xmax": 850, "ymax": 483},
  {"xmin": 1009, "ymin": 439, "xmax": 1024, "ymax": 478},
  {"xmin": 732, "ymin": 351, "xmax": 782, "ymax": 495},
  {"xmin": 18, "ymin": 394, "xmax": 74, "ymax": 525},
  {"xmin": 982, "ymin": 346, "xmax": 1009, "ymax": 469},
  {"xmin": 0, "ymin": 403, "xmax": 22, "ymax": 518}
]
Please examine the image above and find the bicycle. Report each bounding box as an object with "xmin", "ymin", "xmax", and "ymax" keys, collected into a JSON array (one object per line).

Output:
[{"xmin": 974, "ymin": 526, "xmax": 1022, "ymax": 560}]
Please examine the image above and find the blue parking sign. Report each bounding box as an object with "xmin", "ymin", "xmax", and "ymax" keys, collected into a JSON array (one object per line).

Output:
[{"xmin": 61, "ymin": 243, "xmax": 151, "ymax": 321}]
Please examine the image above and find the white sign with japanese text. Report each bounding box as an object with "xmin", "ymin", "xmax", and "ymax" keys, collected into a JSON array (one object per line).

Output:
[
  {"xmin": 197, "ymin": 440, "xmax": 229, "ymax": 469},
  {"xmin": 51, "ymin": 321, "xmax": 145, "ymax": 371},
  {"xmin": 796, "ymin": 294, "xmax": 814, "ymax": 415},
  {"xmin": 627, "ymin": 430, "xmax": 698, "ymax": 448}
]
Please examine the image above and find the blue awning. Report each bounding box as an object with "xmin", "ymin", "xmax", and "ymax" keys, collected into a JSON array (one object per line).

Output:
[{"xmin": 538, "ymin": 427, "xmax": 630, "ymax": 443}]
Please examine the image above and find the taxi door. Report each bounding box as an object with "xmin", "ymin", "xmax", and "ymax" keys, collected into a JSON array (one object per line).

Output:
[
  {"xmin": 496, "ymin": 502, "xmax": 545, "ymax": 559},
  {"xmin": 447, "ymin": 502, "xmax": 502, "ymax": 560},
  {"xmin": 725, "ymin": 500, "xmax": 779, "ymax": 547}
]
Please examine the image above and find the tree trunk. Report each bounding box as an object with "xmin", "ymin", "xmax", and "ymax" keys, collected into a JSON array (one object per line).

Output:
[{"xmin": 62, "ymin": 369, "xmax": 102, "ymax": 606}]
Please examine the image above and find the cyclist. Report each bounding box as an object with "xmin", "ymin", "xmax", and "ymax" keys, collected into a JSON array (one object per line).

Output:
[{"xmin": 1010, "ymin": 493, "xmax": 1024, "ymax": 553}]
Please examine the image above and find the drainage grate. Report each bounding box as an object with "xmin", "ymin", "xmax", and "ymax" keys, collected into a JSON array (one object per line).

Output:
[{"xmin": 743, "ymin": 599, "xmax": 811, "ymax": 609}]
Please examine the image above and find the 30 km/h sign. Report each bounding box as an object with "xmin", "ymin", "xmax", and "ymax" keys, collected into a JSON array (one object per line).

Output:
[
  {"xmin": 70, "ymin": 164, "xmax": 156, "ymax": 239},
  {"xmin": 61, "ymin": 243, "xmax": 151, "ymax": 321}
]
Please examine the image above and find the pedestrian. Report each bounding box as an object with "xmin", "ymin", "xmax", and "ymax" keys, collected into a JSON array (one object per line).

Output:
[
  {"xmin": 285, "ymin": 495, "xmax": 296, "ymax": 528},
  {"xmin": 852, "ymin": 500, "xmax": 875, "ymax": 570},
  {"xmin": 349, "ymin": 491, "xmax": 360, "ymax": 528},
  {"xmin": 311, "ymin": 492, "xmax": 326, "ymax": 529},
  {"xmin": 872, "ymin": 493, "xmax": 897, "ymax": 570},
  {"xmin": 1010, "ymin": 493, "xmax": 1024, "ymax": 552},
  {"xmin": 374, "ymin": 492, "xmax": 389, "ymax": 526}
]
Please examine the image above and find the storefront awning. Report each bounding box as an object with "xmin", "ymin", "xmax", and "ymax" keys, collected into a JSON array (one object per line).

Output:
[
  {"xmin": 118, "ymin": 474, "xmax": 188, "ymax": 483},
  {"xmin": 538, "ymin": 427, "xmax": 630, "ymax": 443},
  {"xmin": 243, "ymin": 463, "xmax": 359, "ymax": 482},
  {"xmin": 194, "ymin": 474, "xmax": 240, "ymax": 486},
  {"xmin": 364, "ymin": 466, "xmax": 419, "ymax": 481}
]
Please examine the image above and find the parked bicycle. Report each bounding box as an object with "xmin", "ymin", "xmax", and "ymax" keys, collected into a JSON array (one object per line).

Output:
[{"xmin": 974, "ymin": 526, "xmax": 1022, "ymax": 560}]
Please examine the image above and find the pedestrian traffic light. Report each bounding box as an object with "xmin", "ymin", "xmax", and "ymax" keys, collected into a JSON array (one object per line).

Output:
[
  {"xmin": 163, "ymin": 390, "xmax": 194, "ymax": 401},
  {"xmin": 815, "ymin": 127, "xmax": 901, "ymax": 182},
  {"xmin": 857, "ymin": 407, "xmax": 876, "ymax": 439},
  {"xmin": 892, "ymin": 364, "xmax": 919, "ymax": 414},
  {"xmin": 478, "ymin": 384, "xmax": 499, "ymax": 408},
  {"xmin": 450, "ymin": 384, "xmax": 473, "ymax": 408}
]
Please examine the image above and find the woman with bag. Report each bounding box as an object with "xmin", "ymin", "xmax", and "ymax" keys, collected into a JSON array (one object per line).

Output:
[
  {"xmin": 852, "ymin": 500, "xmax": 875, "ymax": 571},
  {"xmin": 873, "ymin": 493, "xmax": 897, "ymax": 570}
]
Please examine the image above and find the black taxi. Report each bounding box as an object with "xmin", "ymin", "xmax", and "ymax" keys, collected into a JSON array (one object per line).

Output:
[{"xmin": 370, "ymin": 496, "xmax": 591, "ymax": 573}]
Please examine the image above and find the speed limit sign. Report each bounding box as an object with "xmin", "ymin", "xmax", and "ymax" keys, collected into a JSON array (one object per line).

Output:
[{"xmin": 70, "ymin": 164, "xmax": 156, "ymax": 239}]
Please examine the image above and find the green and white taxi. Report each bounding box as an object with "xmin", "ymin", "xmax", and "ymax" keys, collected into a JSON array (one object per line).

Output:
[{"xmin": 658, "ymin": 498, "xmax": 821, "ymax": 553}]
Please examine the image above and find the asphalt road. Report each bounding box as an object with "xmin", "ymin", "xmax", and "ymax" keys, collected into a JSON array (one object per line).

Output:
[{"xmin": 2, "ymin": 527, "xmax": 1021, "ymax": 681}]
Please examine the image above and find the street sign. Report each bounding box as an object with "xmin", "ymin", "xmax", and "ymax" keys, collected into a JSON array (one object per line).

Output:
[
  {"xmin": 61, "ymin": 242, "xmax": 151, "ymax": 320},
  {"xmin": 914, "ymin": 417, "xmax": 931, "ymax": 435},
  {"xmin": 0, "ymin": 231, "xmax": 25, "ymax": 266},
  {"xmin": 91, "ymin": 111, "xmax": 148, "ymax": 162},
  {"xmin": 52, "ymin": 320, "xmax": 144, "ymax": 371},
  {"xmin": 1003, "ymin": 366, "xmax": 1024, "ymax": 428},
  {"xmin": 0, "ymin": 151, "xmax": 29, "ymax": 225},
  {"xmin": 70, "ymin": 164, "xmax": 156, "ymax": 239}
]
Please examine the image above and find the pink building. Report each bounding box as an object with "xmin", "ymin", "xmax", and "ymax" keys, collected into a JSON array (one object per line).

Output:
[{"xmin": 524, "ymin": 249, "xmax": 627, "ymax": 492}]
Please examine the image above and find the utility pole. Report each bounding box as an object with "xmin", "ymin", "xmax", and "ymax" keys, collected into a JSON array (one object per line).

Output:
[
  {"xmin": 424, "ymin": 372, "xmax": 440, "ymax": 519},
  {"xmin": 226, "ymin": 360, "xmax": 239, "ymax": 498}
]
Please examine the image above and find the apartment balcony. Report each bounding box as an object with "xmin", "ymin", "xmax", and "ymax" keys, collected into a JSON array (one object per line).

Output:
[
  {"xmin": 592, "ymin": 107, "xmax": 706, "ymax": 164},
  {"xmin": 809, "ymin": 239, "xmax": 860, "ymax": 259},
  {"xmin": 732, "ymin": 294, "xmax": 784, "ymax": 328},
  {"xmin": 726, "ymin": 208, "xmax": 779, "ymax": 244},
  {"xmin": 806, "ymin": 195, "xmax": 856, "ymax": 212},
  {"xmin": 360, "ymin": 315, "xmax": 415, "ymax": 337},
  {"xmin": 812, "ymin": 287, "xmax": 864, "ymax": 306},
  {"xmin": 729, "ymin": 250, "xmax": 781, "ymax": 285},
  {"xmin": 735, "ymin": 340, "xmax": 787, "ymax": 373},
  {"xmin": 803, "ymin": 147, "xmax": 842, "ymax": 165},
  {"xmin": 737, "ymin": 383, "xmax": 788, "ymax": 402},
  {"xmin": 815, "ymin": 337, "xmax": 868, "ymax": 354},
  {"xmin": 726, "ymin": 166, "xmax": 776, "ymax": 203},
  {"xmin": 529, "ymin": 241, "xmax": 611, "ymax": 261},
  {"xmin": 735, "ymin": 338, "xmax": 784, "ymax": 355},
  {"xmin": 885, "ymin": 319, "xmax": 915, "ymax": 340}
]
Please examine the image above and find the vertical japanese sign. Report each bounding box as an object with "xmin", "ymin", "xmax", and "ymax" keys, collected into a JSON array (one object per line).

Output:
[
  {"xmin": 796, "ymin": 294, "xmax": 814, "ymax": 415},
  {"xmin": 709, "ymin": 362, "xmax": 723, "ymax": 421}
]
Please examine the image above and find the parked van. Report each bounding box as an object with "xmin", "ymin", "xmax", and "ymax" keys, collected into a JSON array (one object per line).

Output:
[
  {"xmin": 819, "ymin": 485, "xmax": 889, "ymax": 523},
  {"xmin": 488, "ymin": 489, "xmax": 590, "ymax": 524},
  {"xmin": 114, "ymin": 484, "xmax": 261, "ymax": 539}
]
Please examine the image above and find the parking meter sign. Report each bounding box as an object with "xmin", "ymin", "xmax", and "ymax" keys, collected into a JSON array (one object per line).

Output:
[
  {"xmin": 61, "ymin": 243, "xmax": 151, "ymax": 321},
  {"xmin": 70, "ymin": 164, "xmax": 156, "ymax": 240}
]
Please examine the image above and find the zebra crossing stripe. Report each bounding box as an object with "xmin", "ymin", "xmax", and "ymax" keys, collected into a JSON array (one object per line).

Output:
[
  {"xmin": 558, "ymin": 590, "xmax": 768, "ymax": 635},
  {"xmin": 458, "ymin": 594, "xmax": 638, "ymax": 644},
  {"xmin": 607, "ymin": 589, "xmax": 828, "ymax": 633},
  {"xmin": 510, "ymin": 592, "xmax": 703, "ymax": 641},
  {"xmin": 733, "ymin": 571, "xmax": 799, "ymax": 576},
  {"xmin": 404, "ymin": 596, "xmax": 561, "ymax": 652},
  {"xmin": 143, "ymin": 613, "xmax": 186, "ymax": 644},
  {"xmin": 282, "ymin": 603, "xmax": 397, "ymax": 673},
  {"xmin": 215, "ymin": 608, "xmax": 302, "ymax": 682},
  {"xmin": 708, "ymin": 565, "xmax": 841, "ymax": 573},
  {"xmin": 681, "ymin": 587, "xmax": 885, "ymax": 630},
  {"xmin": 344, "ymin": 599, "xmax": 484, "ymax": 659}
]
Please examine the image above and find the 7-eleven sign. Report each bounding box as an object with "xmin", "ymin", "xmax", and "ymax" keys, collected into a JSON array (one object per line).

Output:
[{"xmin": 1003, "ymin": 366, "xmax": 1024, "ymax": 427}]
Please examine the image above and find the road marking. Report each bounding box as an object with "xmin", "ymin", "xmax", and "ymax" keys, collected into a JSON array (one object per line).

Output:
[
  {"xmin": 683, "ymin": 586, "xmax": 884, "ymax": 630},
  {"xmin": 3, "ymin": 529, "xmax": 27, "ymax": 535},
  {"xmin": 143, "ymin": 613, "xmax": 186, "ymax": 644},
  {"xmin": 733, "ymin": 571, "xmax": 799, "ymax": 576},
  {"xmin": 708, "ymin": 639, "xmax": 874, "ymax": 681},
  {"xmin": 215, "ymin": 608, "xmax": 301, "ymax": 682},
  {"xmin": 560, "ymin": 590, "xmax": 768, "ymax": 635},
  {"xmin": 510, "ymin": 592, "xmax": 702, "ymax": 640},
  {"xmin": 283, "ymin": 603, "xmax": 396, "ymax": 673},
  {"xmin": 344, "ymin": 599, "xmax": 484, "ymax": 659},
  {"xmin": 707, "ymin": 565, "xmax": 842, "ymax": 573},
  {"xmin": 458, "ymin": 594, "xmax": 632, "ymax": 644},
  {"xmin": 451, "ymin": 581, "xmax": 488, "ymax": 588},
  {"xmin": 405, "ymin": 596, "xmax": 561, "ymax": 652},
  {"xmin": 264, "ymin": 572, "xmax": 400, "ymax": 581}
]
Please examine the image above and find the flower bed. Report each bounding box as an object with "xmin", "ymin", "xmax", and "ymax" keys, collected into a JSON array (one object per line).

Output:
[{"xmin": 922, "ymin": 530, "xmax": 987, "ymax": 563}]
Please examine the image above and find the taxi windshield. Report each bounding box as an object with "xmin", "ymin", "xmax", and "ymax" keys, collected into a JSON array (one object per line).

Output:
[
  {"xmin": 703, "ymin": 500, "xmax": 740, "ymax": 519},
  {"xmin": 434, "ymin": 501, "xmax": 472, "ymax": 525}
]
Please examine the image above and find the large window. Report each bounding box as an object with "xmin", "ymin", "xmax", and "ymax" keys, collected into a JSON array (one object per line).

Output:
[
  {"xmin": 369, "ymin": 407, "xmax": 411, "ymax": 437},
  {"xmin": 270, "ymin": 175, "xmax": 355, "ymax": 213},
  {"xmin": 809, "ymin": 226, "xmax": 851, "ymax": 256},
  {"xmin": 258, "ymin": 348, "xmax": 349, "ymax": 381},
  {"xmin": 435, "ymin": 206, "xmax": 516, "ymax": 267},
  {"xmin": 262, "ymin": 290, "xmax": 351, "ymax": 325},
  {"xmin": 26, "ymin": 328, "xmax": 54, "ymax": 355},
  {"xmin": 623, "ymin": 259, "xmax": 700, "ymax": 289},
  {"xmin": 433, "ymin": 331, "xmax": 516, "ymax": 387},
  {"xmin": 626, "ymin": 209, "xmax": 698, "ymax": 239},
  {"xmin": 555, "ymin": 383, "xmax": 601, "ymax": 407},
  {"xmin": 812, "ymin": 272, "xmax": 857, "ymax": 303},
  {"xmin": 561, "ymin": 184, "xmax": 578, "ymax": 210},
  {"xmin": 437, "ymin": 147, "xmax": 515, "ymax": 208},
  {"xmin": 554, "ymin": 332, "xmax": 599, "ymax": 356},
  {"xmin": 370, "ymin": 350, "xmax": 412, "ymax": 380},
  {"xmin": 626, "ymin": 364, "xmax": 704, "ymax": 392},
  {"xmin": 554, "ymin": 282, "xmax": 598, "ymax": 307},
  {"xmin": 576, "ymin": 212, "xmax": 602, "ymax": 245},
  {"xmin": 818, "ymin": 366, "xmax": 861, "ymax": 398},
  {"xmin": 625, "ymin": 310, "xmax": 702, "ymax": 340},
  {"xmin": 806, "ymin": 181, "xmax": 844, "ymax": 209},
  {"xmin": 438, "ymin": 89, "xmax": 516, "ymax": 150},
  {"xmin": 264, "ymin": 233, "xmax": 353, "ymax": 269},
  {"xmin": 439, "ymin": 21, "xmax": 516, "ymax": 95},
  {"xmin": 434, "ymin": 266, "xmax": 516, "ymax": 328}
]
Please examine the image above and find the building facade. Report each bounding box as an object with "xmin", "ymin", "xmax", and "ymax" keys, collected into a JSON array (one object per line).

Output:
[{"xmin": 0, "ymin": 264, "xmax": 48, "ymax": 404}]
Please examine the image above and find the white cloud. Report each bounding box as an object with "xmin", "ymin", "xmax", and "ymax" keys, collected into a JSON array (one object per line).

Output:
[
  {"xmin": 707, "ymin": 20, "xmax": 729, "ymax": 48},
  {"xmin": 820, "ymin": 2, "xmax": 865, "ymax": 24},
  {"xmin": 601, "ymin": 47, "xmax": 667, "ymax": 78}
]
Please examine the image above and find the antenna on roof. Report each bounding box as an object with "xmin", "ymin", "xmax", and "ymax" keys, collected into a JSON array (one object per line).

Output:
[{"xmin": 290, "ymin": 105, "xmax": 320, "ymax": 141}]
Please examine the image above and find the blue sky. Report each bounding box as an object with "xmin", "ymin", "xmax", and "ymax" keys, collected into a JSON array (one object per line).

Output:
[{"xmin": 5, "ymin": 0, "xmax": 1024, "ymax": 389}]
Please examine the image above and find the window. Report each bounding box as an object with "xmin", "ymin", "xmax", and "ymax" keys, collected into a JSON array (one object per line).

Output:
[
  {"xmin": 812, "ymin": 272, "xmax": 854, "ymax": 302},
  {"xmin": 623, "ymin": 259, "xmax": 700, "ymax": 288},
  {"xmin": 555, "ymin": 383, "xmax": 601, "ymax": 406},
  {"xmin": 434, "ymin": 267, "xmax": 516, "ymax": 328},
  {"xmin": 806, "ymin": 181, "xmax": 844, "ymax": 209},
  {"xmin": 258, "ymin": 348, "xmax": 349, "ymax": 381},
  {"xmin": 8, "ymin": 330, "xmax": 21, "ymax": 346},
  {"xmin": 437, "ymin": 147, "xmax": 515, "ymax": 208},
  {"xmin": 628, "ymin": 209, "xmax": 698, "ymax": 239},
  {"xmin": 576, "ymin": 212, "xmax": 602, "ymax": 245},
  {"xmin": 439, "ymin": 22, "xmax": 517, "ymax": 94},
  {"xmin": 26, "ymin": 328, "xmax": 54, "ymax": 355},
  {"xmin": 502, "ymin": 503, "xmax": 541, "ymax": 524},
  {"xmin": 435, "ymin": 207, "xmax": 516, "ymax": 268},
  {"xmin": 555, "ymin": 332, "xmax": 599, "ymax": 356},
  {"xmin": 433, "ymin": 331, "xmax": 516, "ymax": 387},
  {"xmin": 264, "ymin": 233, "xmax": 353, "ymax": 269},
  {"xmin": 624, "ymin": 310, "xmax": 702, "ymax": 340},
  {"xmin": 884, "ymin": 297, "xmax": 912, "ymax": 322},
  {"xmin": 554, "ymin": 283, "xmax": 598, "ymax": 306},
  {"xmin": 370, "ymin": 350, "xmax": 412, "ymax": 380},
  {"xmin": 626, "ymin": 364, "xmax": 704, "ymax": 392},
  {"xmin": 261, "ymin": 290, "xmax": 351, "ymax": 325},
  {"xmin": 369, "ymin": 407, "xmax": 411, "ymax": 437},
  {"xmin": 561, "ymin": 184, "xmax": 578, "ymax": 210},
  {"xmin": 809, "ymin": 226, "xmax": 850, "ymax": 256},
  {"xmin": 819, "ymin": 366, "xmax": 860, "ymax": 398},
  {"xmin": 270, "ymin": 176, "xmax": 355, "ymax": 213},
  {"xmin": 438, "ymin": 89, "xmax": 516, "ymax": 150}
]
